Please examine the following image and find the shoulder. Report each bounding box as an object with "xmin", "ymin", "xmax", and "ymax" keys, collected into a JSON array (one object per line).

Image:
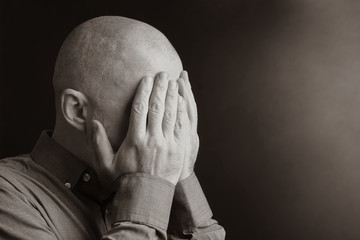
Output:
[
  {"xmin": 0, "ymin": 155, "xmax": 37, "ymax": 201},
  {"xmin": 0, "ymin": 155, "xmax": 46, "ymax": 191},
  {"xmin": 0, "ymin": 154, "xmax": 35, "ymax": 177}
]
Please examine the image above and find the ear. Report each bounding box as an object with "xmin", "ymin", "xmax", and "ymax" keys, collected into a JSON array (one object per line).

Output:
[{"xmin": 61, "ymin": 88, "xmax": 89, "ymax": 132}]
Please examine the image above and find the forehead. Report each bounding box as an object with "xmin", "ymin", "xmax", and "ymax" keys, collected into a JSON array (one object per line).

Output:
[
  {"xmin": 104, "ymin": 46, "xmax": 183, "ymax": 106},
  {"xmin": 127, "ymin": 41, "xmax": 182, "ymax": 77}
]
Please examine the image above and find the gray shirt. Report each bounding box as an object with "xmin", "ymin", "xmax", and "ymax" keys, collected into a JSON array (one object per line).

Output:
[{"xmin": 0, "ymin": 131, "xmax": 225, "ymax": 239}]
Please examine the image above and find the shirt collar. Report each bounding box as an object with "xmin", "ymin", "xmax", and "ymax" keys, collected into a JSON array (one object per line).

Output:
[
  {"xmin": 30, "ymin": 131, "xmax": 113, "ymax": 203},
  {"xmin": 31, "ymin": 131, "xmax": 88, "ymax": 188}
]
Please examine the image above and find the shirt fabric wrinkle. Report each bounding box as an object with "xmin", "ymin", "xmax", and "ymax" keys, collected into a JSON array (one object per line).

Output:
[{"xmin": 0, "ymin": 131, "xmax": 225, "ymax": 240}]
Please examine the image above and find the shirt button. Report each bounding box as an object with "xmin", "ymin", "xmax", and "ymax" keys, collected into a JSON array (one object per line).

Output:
[
  {"xmin": 82, "ymin": 173, "xmax": 91, "ymax": 182},
  {"xmin": 65, "ymin": 182, "xmax": 71, "ymax": 189}
]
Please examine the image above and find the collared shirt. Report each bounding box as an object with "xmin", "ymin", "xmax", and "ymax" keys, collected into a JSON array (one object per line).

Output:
[{"xmin": 0, "ymin": 132, "xmax": 225, "ymax": 239}]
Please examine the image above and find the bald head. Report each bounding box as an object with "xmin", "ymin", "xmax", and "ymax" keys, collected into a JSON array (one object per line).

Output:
[
  {"xmin": 53, "ymin": 16, "xmax": 183, "ymax": 148},
  {"xmin": 54, "ymin": 16, "xmax": 181, "ymax": 108}
]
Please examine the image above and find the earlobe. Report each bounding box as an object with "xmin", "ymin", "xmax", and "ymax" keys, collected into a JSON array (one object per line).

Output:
[{"xmin": 61, "ymin": 88, "xmax": 89, "ymax": 132}]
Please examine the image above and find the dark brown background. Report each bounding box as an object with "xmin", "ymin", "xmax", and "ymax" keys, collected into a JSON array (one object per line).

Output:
[{"xmin": 1, "ymin": 0, "xmax": 360, "ymax": 239}]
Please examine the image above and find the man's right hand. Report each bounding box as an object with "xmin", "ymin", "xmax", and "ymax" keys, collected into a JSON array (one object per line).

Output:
[{"xmin": 91, "ymin": 72, "xmax": 187, "ymax": 185}]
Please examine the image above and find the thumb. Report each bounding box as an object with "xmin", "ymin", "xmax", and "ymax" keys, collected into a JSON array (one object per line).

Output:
[{"xmin": 92, "ymin": 120, "xmax": 115, "ymax": 172}]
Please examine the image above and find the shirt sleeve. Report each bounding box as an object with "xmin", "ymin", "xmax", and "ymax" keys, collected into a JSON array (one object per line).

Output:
[
  {"xmin": 167, "ymin": 173, "xmax": 226, "ymax": 240},
  {"xmin": 0, "ymin": 177, "xmax": 58, "ymax": 240},
  {"xmin": 101, "ymin": 173, "xmax": 175, "ymax": 240}
]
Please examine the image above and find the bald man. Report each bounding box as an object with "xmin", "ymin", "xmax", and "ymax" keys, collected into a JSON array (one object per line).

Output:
[{"xmin": 0, "ymin": 16, "xmax": 225, "ymax": 239}]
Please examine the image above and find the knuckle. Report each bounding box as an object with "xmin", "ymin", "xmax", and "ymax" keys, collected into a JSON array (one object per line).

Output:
[
  {"xmin": 149, "ymin": 136, "xmax": 164, "ymax": 148},
  {"xmin": 163, "ymin": 110, "xmax": 175, "ymax": 119},
  {"xmin": 149, "ymin": 101, "xmax": 163, "ymax": 114},
  {"xmin": 132, "ymin": 102, "xmax": 146, "ymax": 114},
  {"xmin": 128, "ymin": 137, "xmax": 138, "ymax": 147},
  {"xmin": 175, "ymin": 121, "xmax": 184, "ymax": 131},
  {"xmin": 150, "ymin": 102, "xmax": 160, "ymax": 111},
  {"xmin": 128, "ymin": 133, "xmax": 142, "ymax": 145}
]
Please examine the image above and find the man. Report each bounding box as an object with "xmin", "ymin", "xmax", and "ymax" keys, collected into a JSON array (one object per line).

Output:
[{"xmin": 0, "ymin": 16, "xmax": 225, "ymax": 239}]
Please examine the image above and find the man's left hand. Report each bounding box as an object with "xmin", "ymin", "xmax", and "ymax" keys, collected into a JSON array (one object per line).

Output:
[{"xmin": 178, "ymin": 71, "xmax": 199, "ymax": 181}]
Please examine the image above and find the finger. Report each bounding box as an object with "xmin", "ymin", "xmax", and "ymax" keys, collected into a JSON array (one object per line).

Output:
[
  {"xmin": 180, "ymin": 70, "xmax": 192, "ymax": 90},
  {"xmin": 128, "ymin": 77, "xmax": 153, "ymax": 137},
  {"xmin": 180, "ymin": 71, "xmax": 197, "ymax": 117},
  {"xmin": 174, "ymin": 96, "xmax": 187, "ymax": 143},
  {"xmin": 148, "ymin": 72, "xmax": 169, "ymax": 136},
  {"xmin": 92, "ymin": 120, "xmax": 115, "ymax": 171},
  {"xmin": 178, "ymin": 77, "xmax": 198, "ymax": 131},
  {"xmin": 180, "ymin": 71, "xmax": 197, "ymax": 106},
  {"xmin": 163, "ymin": 80, "xmax": 178, "ymax": 138}
]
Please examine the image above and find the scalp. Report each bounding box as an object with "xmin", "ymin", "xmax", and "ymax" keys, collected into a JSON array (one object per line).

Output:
[{"xmin": 53, "ymin": 16, "xmax": 180, "ymax": 113}]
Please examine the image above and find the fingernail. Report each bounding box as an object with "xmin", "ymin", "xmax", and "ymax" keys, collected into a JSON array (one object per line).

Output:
[
  {"xmin": 159, "ymin": 72, "xmax": 168, "ymax": 79},
  {"xmin": 144, "ymin": 77, "xmax": 153, "ymax": 86},
  {"xmin": 158, "ymin": 74, "xmax": 168, "ymax": 87}
]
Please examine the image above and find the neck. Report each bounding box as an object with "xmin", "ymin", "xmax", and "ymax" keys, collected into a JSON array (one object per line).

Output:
[{"xmin": 52, "ymin": 121, "xmax": 96, "ymax": 170}]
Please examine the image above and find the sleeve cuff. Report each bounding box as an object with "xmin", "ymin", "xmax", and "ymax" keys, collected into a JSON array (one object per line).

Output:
[
  {"xmin": 168, "ymin": 172, "xmax": 213, "ymax": 233},
  {"xmin": 108, "ymin": 173, "xmax": 175, "ymax": 231}
]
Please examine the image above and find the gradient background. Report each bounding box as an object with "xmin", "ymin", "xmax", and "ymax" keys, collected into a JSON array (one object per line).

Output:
[{"xmin": 1, "ymin": 0, "xmax": 360, "ymax": 239}]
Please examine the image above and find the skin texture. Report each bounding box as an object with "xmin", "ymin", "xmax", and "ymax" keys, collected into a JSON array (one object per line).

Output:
[
  {"xmin": 51, "ymin": 16, "xmax": 199, "ymax": 184},
  {"xmin": 92, "ymin": 73, "xmax": 187, "ymax": 184}
]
